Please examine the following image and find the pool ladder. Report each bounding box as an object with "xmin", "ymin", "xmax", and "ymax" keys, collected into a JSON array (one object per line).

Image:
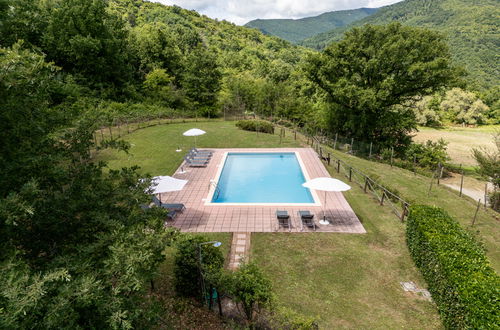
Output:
[{"xmin": 209, "ymin": 180, "xmax": 221, "ymax": 200}]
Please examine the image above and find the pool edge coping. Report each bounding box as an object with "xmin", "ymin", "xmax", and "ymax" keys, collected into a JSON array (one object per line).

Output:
[{"xmin": 203, "ymin": 150, "xmax": 321, "ymax": 207}]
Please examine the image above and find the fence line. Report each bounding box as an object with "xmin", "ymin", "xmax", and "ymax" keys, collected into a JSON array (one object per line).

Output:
[{"xmin": 93, "ymin": 115, "xmax": 495, "ymax": 215}]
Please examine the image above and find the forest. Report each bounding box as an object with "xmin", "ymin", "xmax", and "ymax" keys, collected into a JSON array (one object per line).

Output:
[
  {"xmin": 300, "ymin": 0, "xmax": 500, "ymax": 91},
  {"xmin": 0, "ymin": 0, "xmax": 498, "ymax": 327}
]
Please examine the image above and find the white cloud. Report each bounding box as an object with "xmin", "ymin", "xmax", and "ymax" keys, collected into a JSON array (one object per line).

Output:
[{"xmin": 150, "ymin": 0, "xmax": 404, "ymax": 25}]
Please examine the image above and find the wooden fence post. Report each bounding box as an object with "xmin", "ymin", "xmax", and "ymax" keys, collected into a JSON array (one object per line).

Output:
[
  {"xmin": 364, "ymin": 177, "xmax": 368, "ymax": 193},
  {"xmin": 484, "ymin": 183, "xmax": 488, "ymax": 208},
  {"xmin": 337, "ymin": 160, "xmax": 340, "ymax": 173},
  {"xmin": 437, "ymin": 163, "xmax": 441, "ymax": 185},
  {"xmin": 294, "ymin": 130, "xmax": 297, "ymax": 140},
  {"xmin": 319, "ymin": 147, "xmax": 322, "ymax": 159},
  {"xmin": 400, "ymin": 203, "xmax": 408, "ymax": 222},
  {"xmin": 472, "ymin": 199, "xmax": 481, "ymax": 226},
  {"xmin": 459, "ymin": 170, "xmax": 464, "ymax": 197},
  {"xmin": 327, "ymin": 153, "xmax": 331, "ymax": 165},
  {"xmin": 380, "ymin": 191, "xmax": 386, "ymax": 205},
  {"xmin": 350, "ymin": 138, "xmax": 354, "ymax": 153},
  {"xmin": 390, "ymin": 147, "xmax": 394, "ymax": 167},
  {"xmin": 349, "ymin": 167, "xmax": 352, "ymax": 182}
]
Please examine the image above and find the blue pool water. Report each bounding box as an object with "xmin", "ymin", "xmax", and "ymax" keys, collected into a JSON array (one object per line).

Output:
[{"xmin": 212, "ymin": 153, "xmax": 314, "ymax": 203}]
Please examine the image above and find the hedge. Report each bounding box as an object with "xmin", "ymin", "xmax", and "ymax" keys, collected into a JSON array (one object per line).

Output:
[
  {"xmin": 406, "ymin": 205, "xmax": 500, "ymax": 329},
  {"xmin": 236, "ymin": 120, "xmax": 274, "ymax": 134}
]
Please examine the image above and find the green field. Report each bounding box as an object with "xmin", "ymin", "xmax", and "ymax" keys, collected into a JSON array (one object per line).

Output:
[
  {"xmin": 100, "ymin": 121, "xmax": 446, "ymax": 327},
  {"xmin": 252, "ymin": 184, "xmax": 442, "ymax": 329},
  {"xmin": 413, "ymin": 125, "xmax": 499, "ymax": 166},
  {"xmin": 99, "ymin": 120, "xmax": 301, "ymax": 176}
]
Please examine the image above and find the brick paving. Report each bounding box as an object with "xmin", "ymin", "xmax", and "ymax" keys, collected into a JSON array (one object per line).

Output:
[
  {"xmin": 163, "ymin": 148, "xmax": 365, "ymax": 234},
  {"xmin": 228, "ymin": 233, "xmax": 251, "ymax": 270}
]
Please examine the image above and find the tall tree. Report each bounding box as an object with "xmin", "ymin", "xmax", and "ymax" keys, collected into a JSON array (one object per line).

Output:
[
  {"xmin": 306, "ymin": 23, "xmax": 462, "ymax": 146},
  {"xmin": 42, "ymin": 0, "xmax": 132, "ymax": 86},
  {"xmin": 0, "ymin": 44, "xmax": 174, "ymax": 328}
]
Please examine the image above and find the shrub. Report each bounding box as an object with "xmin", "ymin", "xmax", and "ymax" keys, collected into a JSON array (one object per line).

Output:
[
  {"xmin": 224, "ymin": 262, "xmax": 273, "ymax": 324},
  {"xmin": 404, "ymin": 139, "xmax": 450, "ymax": 169},
  {"xmin": 236, "ymin": 120, "xmax": 274, "ymax": 134},
  {"xmin": 173, "ymin": 235, "xmax": 224, "ymax": 298},
  {"xmin": 406, "ymin": 205, "xmax": 500, "ymax": 329}
]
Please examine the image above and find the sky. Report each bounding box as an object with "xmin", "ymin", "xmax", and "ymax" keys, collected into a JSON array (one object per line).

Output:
[{"xmin": 150, "ymin": 0, "xmax": 404, "ymax": 25}]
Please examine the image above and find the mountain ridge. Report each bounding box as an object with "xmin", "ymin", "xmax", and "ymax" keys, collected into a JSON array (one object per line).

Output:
[
  {"xmin": 244, "ymin": 8, "xmax": 378, "ymax": 43},
  {"xmin": 299, "ymin": 0, "xmax": 499, "ymax": 90}
]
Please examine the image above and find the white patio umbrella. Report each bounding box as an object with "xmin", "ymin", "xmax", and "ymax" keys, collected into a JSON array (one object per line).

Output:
[
  {"xmin": 302, "ymin": 177, "xmax": 351, "ymax": 225},
  {"xmin": 149, "ymin": 176, "xmax": 188, "ymax": 202},
  {"xmin": 183, "ymin": 128, "xmax": 206, "ymax": 148}
]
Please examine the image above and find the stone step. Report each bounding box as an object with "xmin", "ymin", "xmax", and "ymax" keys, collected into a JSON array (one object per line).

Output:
[{"xmin": 228, "ymin": 232, "xmax": 251, "ymax": 270}]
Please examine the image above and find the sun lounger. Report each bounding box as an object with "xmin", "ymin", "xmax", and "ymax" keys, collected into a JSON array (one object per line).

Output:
[
  {"xmin": 299, "ymin": 210, "xmax": 316, "ymax": 230},
  {"xmin": 187, "ymin": 152, "xmax": 211, "ymax": 161},
  {"xmin": 166, "ymin": 210, "xmax": 177, "ymax": 221},
  {"xmin": 163, "ymin": 203, "xmax": 186, "ymax": 212},
  {"xmin": 190, "ymin": 147, "xmax": 212, "ymax": 155},
  {"xmin": 276, "ymin": 210, "xmax": 291, "ymax": 230},
  {"xmin": 189, "ymin": 150, "xmax": 212, "ymax": 158},
  {"xmin": 184, "ymin": 156, "xmax": 209, "ymax": 166}
]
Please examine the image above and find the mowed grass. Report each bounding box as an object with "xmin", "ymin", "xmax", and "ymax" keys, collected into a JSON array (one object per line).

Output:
[
  {"xmin": 100, "ymin": 121, "xmax": 444, "ymax": 328},
  {"xmin": 413, "ymin": 125, "xmax": 499, "ymax": 166},
  {"xmin": 252, "ymin": 170, "xmax": 442, "ymax": 329},
  {"xmin": 322, "ymin": 147, "xmax": 500, "ymax": 272},
  {"xmin": 99, "ymin": 120, "xmax": 301, "ymax": 175}
]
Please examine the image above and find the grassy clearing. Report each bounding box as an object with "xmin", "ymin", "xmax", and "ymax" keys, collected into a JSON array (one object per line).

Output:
[
  {"xmin": 252, "ymin": 170, "xmax": 442, "ymax": 329},
  {"xmin": 99, "ymin": 121, "xmax": 301, "ymax": 175},
  {"xmin": 413, "ymin": 125, "xmax": 499, "ymax": 166},
  {"xmin": 319, "ymin": 146, "xmax": 500, "ymax": 271},
  {"xmin": 100, "ymin": 121, "xmax": 445, "ymax": 328}
]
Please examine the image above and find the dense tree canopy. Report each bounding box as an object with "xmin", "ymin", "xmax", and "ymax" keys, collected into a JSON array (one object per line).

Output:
[{"xmin": 306, "ymin": 23, "xmax": 463, "ymax": 146}]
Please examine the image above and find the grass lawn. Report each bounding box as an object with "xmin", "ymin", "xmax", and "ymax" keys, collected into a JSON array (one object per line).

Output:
[
  {"xmin": 413, "ymin": 125, "xmax": 499, "ymax": 166},
  {"xmin": 319, "ymin": 146, "xmax": 500, "ymax": 272},
  {"xmin": 99, "ymin": 120, "xmax": 301, "ymax": 175},
  {"xmin": 100, "ymin": 121, "xmax": 444, "ymax": 328},
  {"xmin": 252, "ymin": 171, "xmax": 442, "ymax": 329}
]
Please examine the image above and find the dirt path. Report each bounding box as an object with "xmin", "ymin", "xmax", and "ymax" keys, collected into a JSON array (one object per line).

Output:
[{"xmin": 440, "ymin": 173, "xmax": 494, "ymax": 205}]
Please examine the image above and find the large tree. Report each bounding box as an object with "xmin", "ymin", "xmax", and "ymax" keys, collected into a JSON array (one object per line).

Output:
[
  {"xmin": 41, "ymin": 0, "xmax": 132, "ymax": 86},
  {"xmin": 0, "ymin": 44, "xmax": 174, "ymax": 329},
  {"xmin": 306, "ymin": 23, "xmax": 462, "ymax": 146}
]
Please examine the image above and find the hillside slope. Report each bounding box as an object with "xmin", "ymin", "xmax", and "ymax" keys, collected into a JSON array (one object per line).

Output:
[
  {"xmin": 300, "ymin": 0, "xmax": 500, "ymax": 90},
  {"xmin": 244, "ymin": 8, "xmax": 378, "ymax": 44}
]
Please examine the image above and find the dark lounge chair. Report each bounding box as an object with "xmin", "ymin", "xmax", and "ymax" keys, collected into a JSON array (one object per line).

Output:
[
  {"xmin": 189, "ymin": 150, "xmax": 212, "ymax": 158},
  {"xmin": 190, "ymin": 147, "xmax": 212, "ymax": 156},
  {"xmin": 299, "ymin": 210, "xmax": 316, "ymax": 231},
  {"xmin": 276, "ymin": 210, "xmax": 291, "ymax": 231},
  {"xmin": 166, "ymin": 210, "xmax": 177, "ymax": 221},
  {"xmin": 163, "ymin": 203, "xmax": 186, "ymax": 212},
  {"xmin": 184, "ymin": 156, "xmax": 208, "ymax": 167},
  {"xmin": 187, "ymin": 152, "xmax": 211, "ymax": 161}
]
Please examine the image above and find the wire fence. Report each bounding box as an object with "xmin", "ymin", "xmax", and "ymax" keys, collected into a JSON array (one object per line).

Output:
[
  {"xmin": 92, "ymin": 115, "xmax": 497, "ymax": 216},
  {"xmin": 273, "ymin": 124, "xmax": 497, "ymax": 220}
]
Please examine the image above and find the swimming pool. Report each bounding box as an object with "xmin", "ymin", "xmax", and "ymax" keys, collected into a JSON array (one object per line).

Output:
[{"xmin": 211, "ymin": 152, "xmax": 315, "ymax": 204}]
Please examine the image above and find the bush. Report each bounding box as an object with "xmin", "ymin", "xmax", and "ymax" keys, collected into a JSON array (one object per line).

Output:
[
  {"xmin": 406, "ymin": 205, "xmax": 500, "ymax": 329},
  {"xmin": 173, "ymin": 235, "xmax": 224, "ymax": 298},
  {"xmin": 489, "ymin": 191, "xmax": 500, "ymax": 212},
  {"xmin": 236, "ymin": 120, "xmax": 274, "ymax": 134},
  {"xmin": 224, "ymin": 262, "xmax": 273, "ymax": 324},
  {"xmin": 404, "ymin": 139, "xmax": 450, "ymax": 169}
]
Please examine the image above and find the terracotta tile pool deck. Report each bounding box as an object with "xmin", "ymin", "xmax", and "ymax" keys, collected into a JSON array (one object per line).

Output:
[{"xmin": 162, "ymin": 148, "xmax": 365, "ymax": 234}]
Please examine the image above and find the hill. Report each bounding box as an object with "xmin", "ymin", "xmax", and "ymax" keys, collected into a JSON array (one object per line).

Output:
[
  {"xmin": 244, "ymin": 8, "xmax": 378, "ymax": 44},
  {"xmin": 300, "ymin": 0, "xmax": 500, "ymax": 90}
]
